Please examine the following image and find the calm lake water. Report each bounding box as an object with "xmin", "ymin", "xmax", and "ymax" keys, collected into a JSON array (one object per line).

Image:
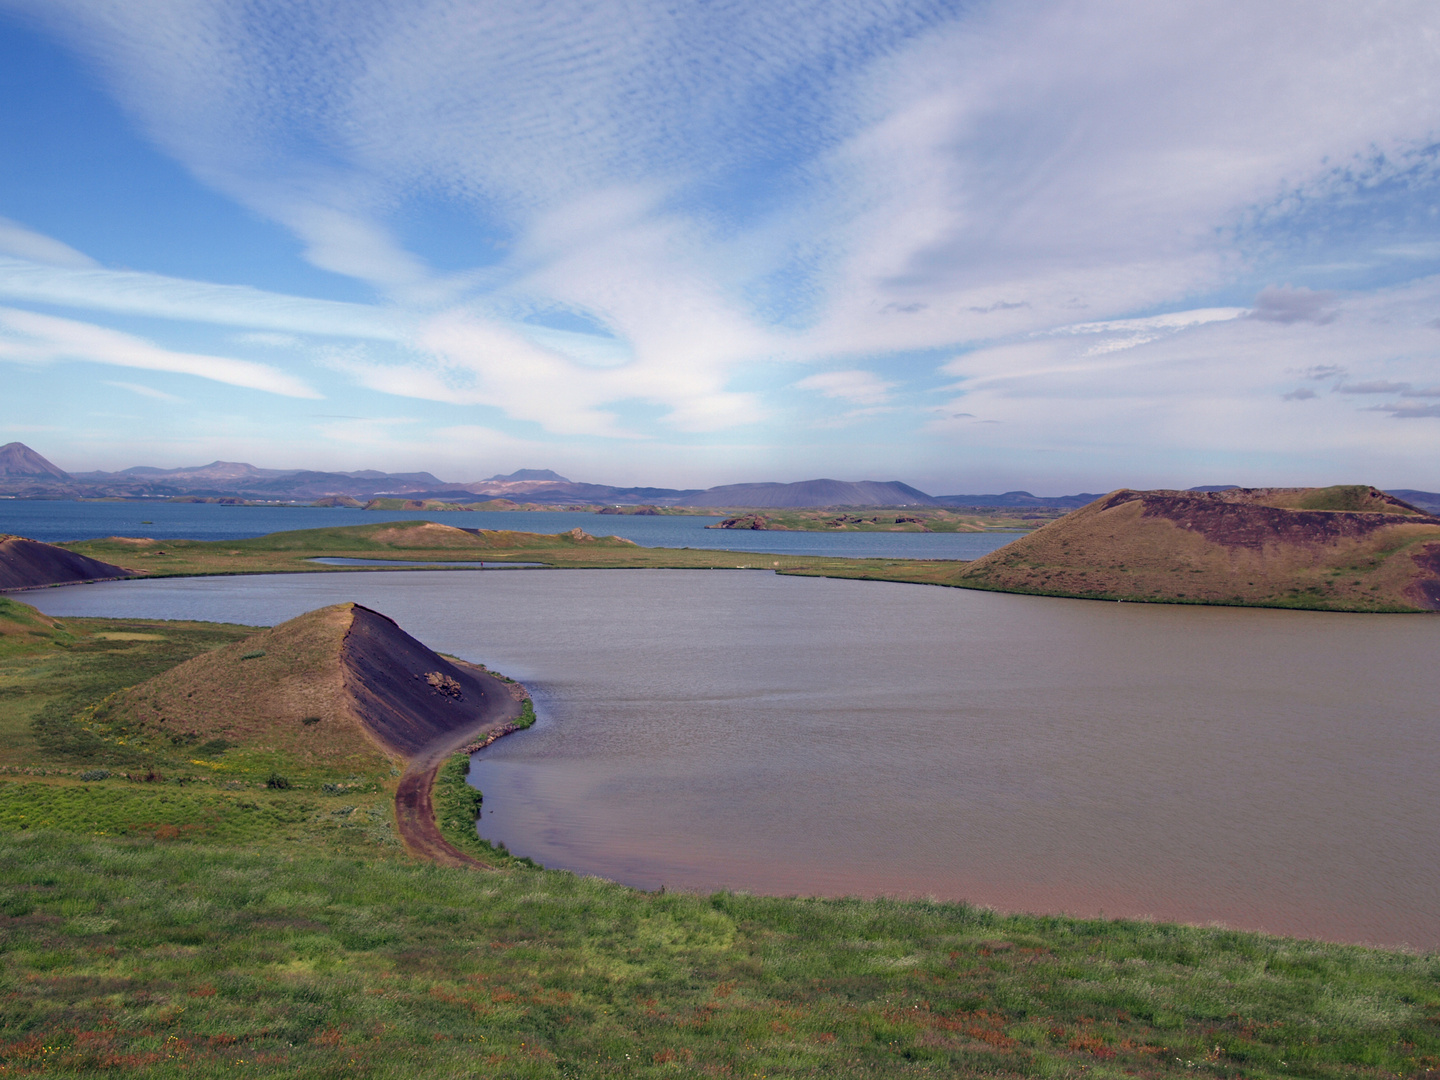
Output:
[
  {"xmin": 0, "ymin": 499, "xmax": 1019, "ymax": 560},
  {"xmin": 27, "ymin": 570, "xmax": 1440, "ymax": 950}
]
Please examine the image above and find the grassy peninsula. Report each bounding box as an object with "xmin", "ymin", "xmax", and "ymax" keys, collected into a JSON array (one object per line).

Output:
[
  {"xmin": 55, "ymin": 519, "xmax": 960, "ymax": 581},
  {"xmin": 0, "ymin": 595, "xmax": 1437, "ymax": 1077}
]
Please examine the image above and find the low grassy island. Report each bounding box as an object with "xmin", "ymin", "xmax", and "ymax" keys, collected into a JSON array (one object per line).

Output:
[{"xmin": 0, "ymin": 595, "xmax": 1437, "ymax": 1077}]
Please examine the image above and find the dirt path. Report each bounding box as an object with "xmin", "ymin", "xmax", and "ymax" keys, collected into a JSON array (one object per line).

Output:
[{"xmin": 392, "ymin": 662, "xmax": 525, "ymax": 869}]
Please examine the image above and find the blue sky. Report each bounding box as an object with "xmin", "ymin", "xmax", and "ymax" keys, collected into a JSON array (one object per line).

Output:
[{"xmin": 0, "ymin": 0, "xmax": 1438, "ymax": 493}]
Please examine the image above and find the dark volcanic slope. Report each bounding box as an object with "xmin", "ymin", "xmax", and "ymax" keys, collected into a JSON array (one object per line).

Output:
[
  {"xmin": 341, "ymin": 604, "xmax": 511, "ymax": 757},
  {"xmin": 956, "ymin": 486, "xmax": 1440, "ymax": 612},
  {"xmin": 685, "ymin": 479, "xmax": 938, "ymax": 508},
  {"xmin": 0, "ymin": 535, "xmax": 130, "ymax": 591}
]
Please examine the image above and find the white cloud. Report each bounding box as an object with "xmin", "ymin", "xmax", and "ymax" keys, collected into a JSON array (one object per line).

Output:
[
  {"xmin": 0, "ymin": 256, "xmax": 404, "ymax": 339},
  {"xmin": 0, "ymin": 217, "xmax": 98, "ymax": 268},
  {"xmin": 234, "ymin": 331, "xmax": 301, "ymax": 347},
  {"xmin": 795, "ymin": 369, "xmax": 895, "ymax": 405},
  {"xmin": 804, "ymin": 0, "xmax": 1440, "ymax": 355},
  {"xmin": 929, "ymin": 280, "xmax": 1440, "ymax": 472},
  {"xmin": 0, "ymin": 308, "xmax": 322, "ymax": 398},
  {"xmin": 104, "ymin": 380, "xmax": 184, "ymax": 402}
]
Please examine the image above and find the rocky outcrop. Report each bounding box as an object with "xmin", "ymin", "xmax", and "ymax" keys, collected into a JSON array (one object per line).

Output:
[{"xmin": 707, "ymin": 514, "xmax": 774, "ymax": 530}]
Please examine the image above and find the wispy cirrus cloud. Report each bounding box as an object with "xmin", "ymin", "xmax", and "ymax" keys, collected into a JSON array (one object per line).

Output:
[
  {"xmin": 0, "ymin": 217, "xmax": 98, "ymax": 268},
  {"xmin": 4, "ymin": 0, "xmax": 1440, "ymax": 484},
  {"xmin": 0, "ymin": 307, "xmax": 321, "ymax": 398},
  {"xmin": 0, "ymin": 256, "xmax": 404, "ymax": 340},
  {"xmin": 105, "ymin": 380, "xmax": 184, "ymax": 402},
  {"xmin": 796, "ymin": 369, "xmax": 895, "ymax": 406}
]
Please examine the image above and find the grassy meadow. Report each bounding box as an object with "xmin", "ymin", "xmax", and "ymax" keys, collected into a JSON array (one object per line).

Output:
[
  {"xmin": 6, "ymin": 828, "xmax": 1438, "ymax": 1079},
  {"xmin": 0, "ymin": 591, "xmax": 1437, "ymax": 1076}
]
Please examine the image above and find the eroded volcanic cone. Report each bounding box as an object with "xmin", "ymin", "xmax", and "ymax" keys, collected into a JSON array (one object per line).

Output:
[
  {"xmin": 341, "ymin": 604, "xmax": 508, "ymax": 756},
  {"xmin": 0, "ymin": 535, "xmax": 131, "ymax": 591},
  {"xmin": 117, "ymin": 602, "xmax": 517, "ymax": 769},
  {"xmin": 957, "ymin": 486, "xmax": 1440, "ymax": 611}
]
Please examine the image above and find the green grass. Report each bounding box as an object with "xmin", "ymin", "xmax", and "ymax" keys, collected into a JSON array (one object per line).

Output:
[
  {"xmin": 0, "ymin": 779, "xmax": 398, "ymax": 853},
  {"xmin": 0, "ymin": 607, "xmax": 255, "ymax": 772},
  {"xmin": 1, "ymin": 831, "xmax": 1436, "ymax": 1078}
]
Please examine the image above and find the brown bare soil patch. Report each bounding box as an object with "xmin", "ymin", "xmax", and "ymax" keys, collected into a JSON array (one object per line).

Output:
[{"xmin": 0, "ymin": 535, "xmax": 132, "ymax": 592}]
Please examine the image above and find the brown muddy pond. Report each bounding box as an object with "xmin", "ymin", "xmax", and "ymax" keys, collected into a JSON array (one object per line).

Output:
[{"xmin": 30, "ymin": 569, "xmax": 1440, "ymax": 950}]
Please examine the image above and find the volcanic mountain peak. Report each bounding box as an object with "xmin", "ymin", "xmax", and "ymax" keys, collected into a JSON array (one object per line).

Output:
[
  {"xmin": 1197, "ymin": 484, "xmax": 1428, "ymax": 515},
  {"xmin": 0, "ymin": 442, "xmax": 69, "ymax": 479}
]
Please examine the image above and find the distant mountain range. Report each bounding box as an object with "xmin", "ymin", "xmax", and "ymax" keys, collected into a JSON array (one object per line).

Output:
[
  {"xmin": 2, "ymin": 442, "xmax": 1437, "ymax": 513},
  {"xmin": 683, "ymin": 479, "xmax": 935, "ymax": 508}
]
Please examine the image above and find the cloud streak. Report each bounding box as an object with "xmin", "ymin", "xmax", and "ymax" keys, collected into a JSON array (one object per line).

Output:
[
  {"xmin": 0, "ymin": 307, "xmax": 321, "ymax": 398},
  {"xmin": 0, "ymin": 256, "xmax": 404, "ymax": 339}
]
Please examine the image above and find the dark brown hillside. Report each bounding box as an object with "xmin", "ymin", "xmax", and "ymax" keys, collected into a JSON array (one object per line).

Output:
[
  {"xmin": 116, "ymin": 603, "xmax": 522, "ymax": 770},
  {"xmin": 341, "ymin": 605, "xmax": 506, "ymax": 757},
  {"xmin": 0, "ymin": 535, "xmax": 131, "ymax": 591},
  {"xmin": 956, "ymin": 486, "xmax": 1440, "ymax": 612},
  {"xmin": 1106, "ymin": 488, "xmax": 1424, "ymax": 548}
]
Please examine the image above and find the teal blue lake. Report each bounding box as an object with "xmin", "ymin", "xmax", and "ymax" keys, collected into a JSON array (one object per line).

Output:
[
  {"xmin": 0, "ymin": 499, "xmax": 1019, "ymax": 560},
  {"xmin": 27, "ymin": 569, "xmax": 1440, "ymax": 950}
]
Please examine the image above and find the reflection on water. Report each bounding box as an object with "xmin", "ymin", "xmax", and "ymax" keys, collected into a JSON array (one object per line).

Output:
[{"xmin": 28, "ymin": 570, "xmax": 1440, "ymax": 949}]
